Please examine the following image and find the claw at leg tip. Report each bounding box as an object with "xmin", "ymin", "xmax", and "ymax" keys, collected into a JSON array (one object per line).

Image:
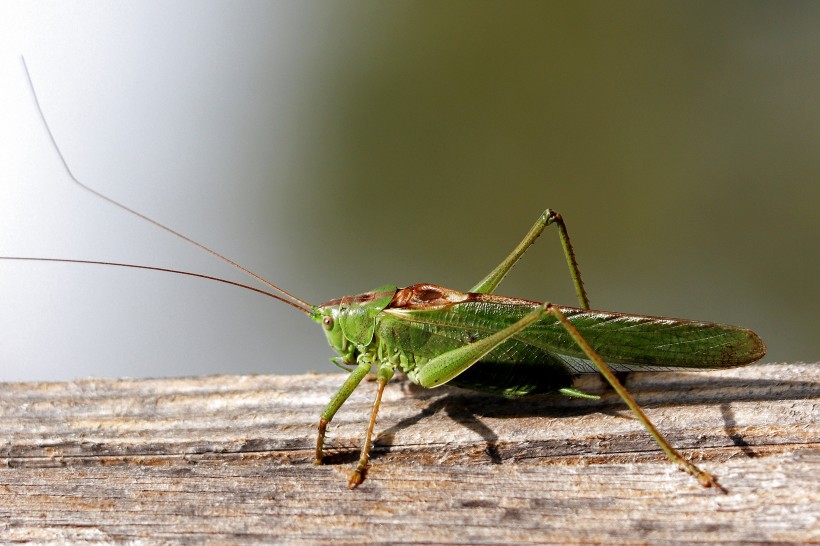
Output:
[
  {"xmin": 348, "ymin": 471, "xmax": 363, "ymax": 489},
  {"xmin": 693, "ymin": 469, "xmax": 727, "ymax": 494}
]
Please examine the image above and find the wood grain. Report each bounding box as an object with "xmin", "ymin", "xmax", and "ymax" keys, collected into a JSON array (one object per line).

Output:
[{"xmin": 1, "ymin": 363, "xmax": 818, "ymax": 544}]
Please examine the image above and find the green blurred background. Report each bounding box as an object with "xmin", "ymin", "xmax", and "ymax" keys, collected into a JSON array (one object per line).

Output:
[{"xmin": 1, "ymin": 2, "xmax": 817, "ymax": 380}]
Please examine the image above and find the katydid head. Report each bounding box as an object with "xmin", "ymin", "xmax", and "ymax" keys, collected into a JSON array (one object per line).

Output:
[
  {"xmin": 312, "ymin": 305, "xmax": 354, "ymax": 364},
  {"xmin": 312, "ymin": 285, "xmax": 397, "ymax": 363}
]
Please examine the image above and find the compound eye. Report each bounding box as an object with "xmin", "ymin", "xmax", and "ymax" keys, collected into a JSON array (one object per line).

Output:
[{"xmin": 322, "ymin": 316, "xmax": 334, "ymax": 330}]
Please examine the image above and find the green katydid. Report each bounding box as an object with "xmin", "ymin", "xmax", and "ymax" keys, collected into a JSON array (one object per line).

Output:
[
  {"xmin": 308, "ymin": 210, "xmax": 764, "ymax": 489},
  {"xmin": 7, "ymin": 59, "xmax": 766, "ymax": 491}
]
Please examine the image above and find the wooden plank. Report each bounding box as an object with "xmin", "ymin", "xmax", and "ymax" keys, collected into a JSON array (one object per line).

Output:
[{"xmin": 0, "ymin": 363, "xmax": 818, "ymax": 544}]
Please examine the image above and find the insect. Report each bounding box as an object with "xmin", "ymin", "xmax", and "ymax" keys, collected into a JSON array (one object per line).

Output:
[{"xmin": 7, "ymin": 59, "xmax": 766, "ymax": 491}]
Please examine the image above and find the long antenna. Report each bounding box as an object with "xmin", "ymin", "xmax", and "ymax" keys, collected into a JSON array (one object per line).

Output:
[
  {"xmin": 20, "ymin": 57, "xmax": 314, "ymax": 313},
  {"xmin": 0, "ymin": 257, "xmax": 312, "ymax": 315}
]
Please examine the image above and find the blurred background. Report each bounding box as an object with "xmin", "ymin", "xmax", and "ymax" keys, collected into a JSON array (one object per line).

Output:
[{"xmin": 0, "ymin": 1, "xmax": 817, "ymax": 381}]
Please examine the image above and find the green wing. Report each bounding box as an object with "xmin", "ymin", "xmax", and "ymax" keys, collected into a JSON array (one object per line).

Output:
[{"xmin": 383, "ymin": 300, "xmax": 765, "ymax": 374}]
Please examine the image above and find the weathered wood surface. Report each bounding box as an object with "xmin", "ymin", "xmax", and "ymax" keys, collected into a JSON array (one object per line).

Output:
[{"xmin": 0, "ymin": 363, "xmax": 817, "ymax": 544}]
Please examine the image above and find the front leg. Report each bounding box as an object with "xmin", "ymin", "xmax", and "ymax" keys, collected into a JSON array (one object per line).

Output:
[
  {"xmin": 315, "ymin": 357, "xmax": 372, "ymax": 464},
  {"xmin": 348, "ymin": 363, "xmax": 395, "ymax": 489}
]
